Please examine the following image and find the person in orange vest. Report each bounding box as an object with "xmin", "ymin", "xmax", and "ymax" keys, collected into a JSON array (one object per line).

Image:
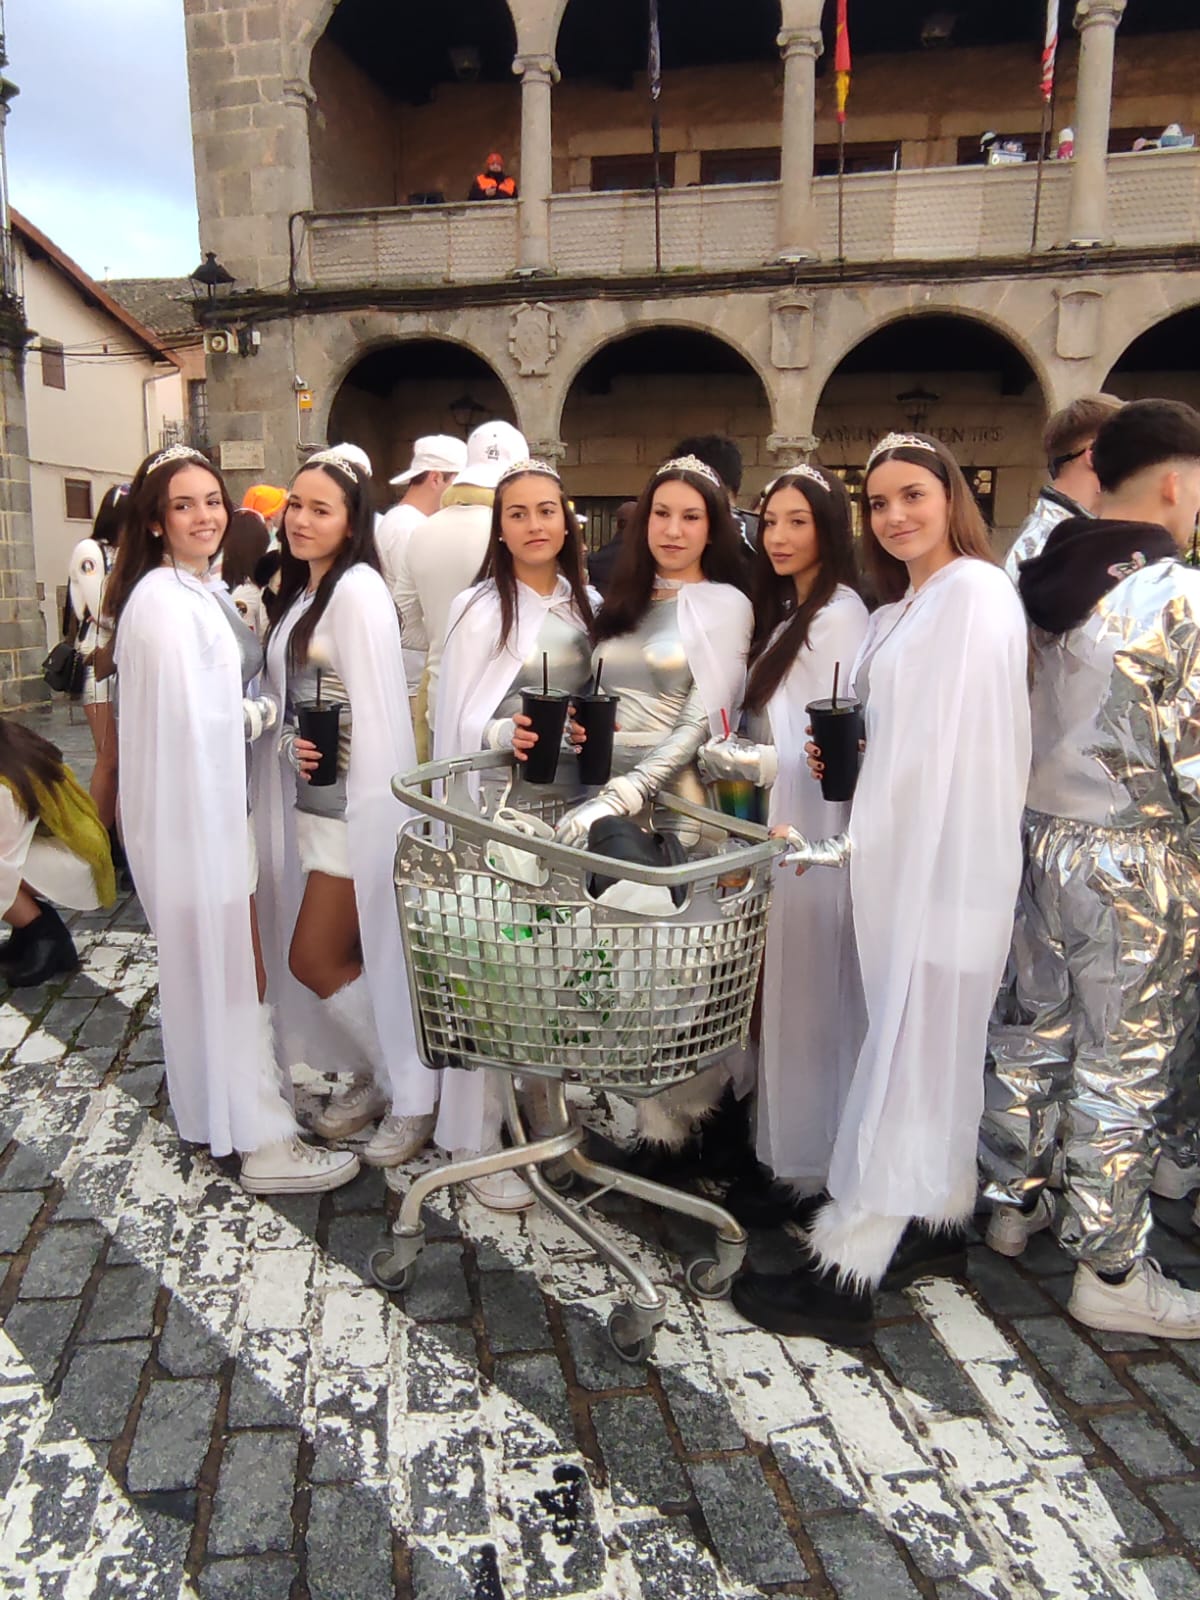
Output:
[{"xmin": 469, "ymin": 152, "xmax": 517, "ymax": 201}]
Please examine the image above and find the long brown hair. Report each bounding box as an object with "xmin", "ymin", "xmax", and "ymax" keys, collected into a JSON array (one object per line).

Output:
[
  {"xmin": 595, "ymin": 464, "xmax": 749, "ymax": 642},
  {"xmin": 221, "ymin": 509, "xmax": 270, "ymax": 590},
  {"xmin": 106, "ymin": 449, "xmax": 235, "ymax": 625},
  {"xmin": 0, "ymin": 718, "xmax": 65, "ymax": 817},
  {"xmin": 743, "ymin": 470, "xmax": 860, "ymax": 716},
  {"xmin": 463, "ymin": 469, "xmax": 594, "ymax": 653},
  {"xmin": 861, "ymin": 435, "xmax": 996, "ymax": 604}
]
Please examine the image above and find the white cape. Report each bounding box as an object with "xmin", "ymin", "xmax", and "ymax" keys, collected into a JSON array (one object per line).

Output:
[
  {"xmin": 254, "ymin": 566, "xmax": 435, "ymax": 1118},
  {"xmin": 759, "ymin": 586, "xmax": 869, "ymax": 1185},
  {"xmin": 116, "ymin": 566, "xmax": 288, "ymax": 1156},
  {"xmin": 677, "ymin": 581, "xmax": 754, "ymax": 734},
  {"xmin": 826, "ymin": 558, "xmax": 1030, "ymax": 1239}
]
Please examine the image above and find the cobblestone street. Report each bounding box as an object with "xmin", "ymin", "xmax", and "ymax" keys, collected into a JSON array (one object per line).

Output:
[{"xmin": 1, "ymin": 709, "xmax": 1199, "ymax": 1600}]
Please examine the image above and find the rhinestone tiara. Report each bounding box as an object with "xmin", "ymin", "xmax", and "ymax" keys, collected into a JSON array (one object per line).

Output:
[
  {"xmin": 497, "ymin": 457, "xmax": 562, "ymax": 487},
  {"xmin": 302, "ymin": 447, "xmax": 365, "ymax": 480},
  {"xmin": 146, "ymin": 444, "xmax": 211, "ymax": 474},
  {"xmin": 655, "ymin": 454, "xmax": 723, "ymax": 490},
  {"xmin": 865, "ymin": 432, "xmax": 940, "ymax": 469},
  {"xmin": 762, "ymin": 462, "xmax": 831, "ymax": 498}
]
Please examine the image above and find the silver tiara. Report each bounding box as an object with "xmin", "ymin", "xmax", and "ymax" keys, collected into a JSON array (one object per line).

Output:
[
  {"xmin": 302, "ymin": 447, "xmax": 364, "ymax": 480},
  {"xmin": 497, "ymin": 457, "xmax": 562, "ymax": 487},
  {"xmin": 866, "ymin": 432, "xmax": 940, "ymax": 469},
  {"xmin": 146, "ymin": 444, "xmax": 210, "ymax": 474},
  {"xmin": 763, "ymin": 462, "xmax": 830, "ymax": 498},
  {"xmin": 655, "ymin": 454, "xmax": 723, "ymax": 489}
]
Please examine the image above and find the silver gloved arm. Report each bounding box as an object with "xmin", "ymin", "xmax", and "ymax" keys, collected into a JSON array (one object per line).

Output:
[
  {"xmin": 483, "ymin": 716, "xmax": 517, "ymax": 752},
  {"xmin": 780, "ymin": 827, "xmax": 852, "ymax": 870},
  {"xmin": 554, "ymin": 685, "xmax": 710, "ymax": 847},
  {"xmin": 279, "ymin": 724, "xmax": 302, "ymax": 772},
  {"xmin": 243, "ymin": 695, "xmax": 280, "ymax": 744},
  {"xmin": 697, "ymin": 733, "xmax": 779, "ymax": 787}
]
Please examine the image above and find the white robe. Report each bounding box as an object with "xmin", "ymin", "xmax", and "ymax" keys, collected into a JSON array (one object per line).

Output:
[
  {"xmin": 811, "ymin": 558, "xmax": 1031, "ymax": 1285},
  {"xmin": 115, "ymin": 566, "xmax": 294, "ymax": 1157},
  {"xmin": 255, "ymin": 565, "xmax": 435, "ymax": 1118},
  {"xmin": 676, "ymin": 581, "xmax": 753, "ymax": 734},
  {"xmin": 758, "ymin": 585, "xmax": 869, "ymax": 1186}
]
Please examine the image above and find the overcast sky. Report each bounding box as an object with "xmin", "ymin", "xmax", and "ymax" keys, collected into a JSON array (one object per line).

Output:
[{"xmin": 6, "ymin": 0, "xmax": 199, "ymax": 280}]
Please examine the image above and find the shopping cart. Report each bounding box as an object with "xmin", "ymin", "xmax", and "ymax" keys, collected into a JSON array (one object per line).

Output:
[{"xmin": 368, "ymin": 751, "xmax": 783, "ymax": 1361}]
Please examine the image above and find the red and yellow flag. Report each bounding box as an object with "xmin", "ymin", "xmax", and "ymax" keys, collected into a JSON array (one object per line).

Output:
[{"xmin": 835, "ymin": 0, "xmax": 852, "ymax": 125}]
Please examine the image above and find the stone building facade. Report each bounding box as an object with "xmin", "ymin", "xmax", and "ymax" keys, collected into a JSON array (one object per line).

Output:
[{"xmin": 184, "ymin": 0, "xmax": 1200, "ymax": 546}]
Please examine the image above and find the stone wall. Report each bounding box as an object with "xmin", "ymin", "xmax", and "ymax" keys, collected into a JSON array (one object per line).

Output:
[{"xmin": 0, "ymin": 307, "xmax": 49, "ymax": 710}]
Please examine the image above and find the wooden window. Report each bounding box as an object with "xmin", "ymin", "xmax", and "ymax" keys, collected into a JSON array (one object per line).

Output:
[
  {"xmin": 40, "ymin": 339, "xmax": 66, "ymax": 390},
  {"xmin": 64, "ymin": 478, "xmax": 93, "ymax": 521},
  {"xmin": 590, "ymin": 153, "xmax": 676, "ymax": 192},
  {"xmin": 188, "ymin": 378, "xmax": 210, "ymax": 448},
  {"xmin": 700, "ymin": 148, "xmax": 781, "ymax": 185},
  {"xmin": 815, "ymin": 141, "xmax": 901, "ymax": 176}
]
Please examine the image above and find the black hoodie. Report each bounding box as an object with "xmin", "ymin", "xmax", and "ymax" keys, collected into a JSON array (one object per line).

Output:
[{"xmin": 1017, "ymin": 515, "xmax": 1178, "ymax": 636}]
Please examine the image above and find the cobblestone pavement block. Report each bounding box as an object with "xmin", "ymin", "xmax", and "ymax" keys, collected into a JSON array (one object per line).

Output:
[
  {"xmin": 1088, "ymin": 1466, "xmax": 1165, "ymax": 1548},
  {"xmin": 198, "ymin": 1554, "xmax": 299, "ymax": 1600},
  {"xmin": 409, "ymin": 1543, "xmax": 479, "ymax": 1599},
  {"xmin": 228, "ymin": 1327, "xmax": 308, "ymax": 1428},
  {"xmin": 3, "ymin": 1297, "xmax": 80, "ymax": 1380},
  {"xmin": 405, "ymin": 1323, "xmax": 479, "ymax": 1415},
  {"xmin": 514, "ymin": 1459, "xmax": 607, "ymax": 1599},
  {"xmin": 806, "ymin": 1511, "xmax": 924, "ymax": 1599},
  {"xmin": 310, "ymin": 1371, "xmax": 388, "ymax": 1484},
  {"xmin": 688, "ymin": 1454, "xmax": 808, "ymax": 1587},
  {"xmin": 493, "ymin": 1352, "xmax": 575, "ymax": 1454},
  {"xmin": 1011, "ymin": 1314, "xmax": 1131, "ymax": 1406},
  {"xmin": 54, "ymin": 1157, "xmax": 133, "ymax": 1224},
  {"xmin": 207, "ymin": 1430, "xmax": 301, "ymax": 1557},
  {"xmin": 590, "ymin": 1394, "xmax": 689, "ymax": 1507},
  {"xmin": 305, "ymin": 1482, "xmax": 393, "ymax": 1600},
  {"xmin": 402, "ymin": 1240, "xmax": 473, "ymax": 1322},
  {"xmin": 1131, "ymin": 1359, "xmax": 1200, "ymax": 1447},
  {"xmin": 124, "ymin": 1376, "xmax": 220, "ymax": 1493},
  {"xmin": 117, "ymin": 1064, "xmax": 166, "ymax": 1108},
  {"xmin": 771, "ymin": 1416, "xmax": 861, "ymax": 1513},
  {"xmin": 658, "ymin": 1365, "xmax": 746, "ymax": 1454},
  {"xmin": 409, "ymin": 1424, "xmax": 488, "ymax": 1538},
  {"xmin": 1146, "ymin": 1481, "xmax": 1200, "ymax": 1550},
  {"xmin": 1142, "ymin": 1555, "xmax": 1200, "ymax": 1598},
  {"xmin": 2, "ymin": 1442, "xmax": 104, "ymax": 1568},
  {"xmin": 1089, "ymin": 1412, "xmax": 1193, "ymax": 1479},
  {"xmin": 478, "ymin": 1267, "xmax": 552, "ymax": 1354},
  {"xmin": 325, "ymin": 1211, "xmax": 382, "ymax": 1280},
  {"xmin": 624, "ymin": 1515, "xmax": 731, "ymax": 1600},
  {"xmin": 45, "ymin": 1338, "xmax": 150, "ymax": 1442},
  {"xmin": 80, "ymin": 1263, "xmax": 160, "ymax": 1342},
  {"xmin": 0, "ymin": 1143, "xmax": 58, "ymax": 1191},
  {"xmin": 561, "ymin": 1300, "xmax": 649, "ymax": 1391},
  {"xmin": 874, "ymin": 1321, "xmax": 983, "ymax": 1417},
  {"xmin": 0, "ymin": 1186, "xmax": 43, "ymax": 1252},
  {"xmin": 17, "ymin": 1221, "xmax": 105, "ymax": 1299}
]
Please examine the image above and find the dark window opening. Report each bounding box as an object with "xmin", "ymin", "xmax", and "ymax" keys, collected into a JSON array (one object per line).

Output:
[
  {"xmin": 700, "ymin": 148, "xmax": 781, "ymax": 185},
  {"xmin": 41, "ymin": 340, "xmax": 66, "ymax": 390},
  {"xmin": 591, "ymin": 153, "xmax": 676, "ymax": 192},
  {"xmin": 188, "ymin": 378, "xmax": 210, "ymax": 449},
  {"xmin": 815, "ymin": 141, "xmax": 901, "ymax": 176},
  {"xmin": 64, "ymin": 478, "xmax": 93, "ymax": 521}
]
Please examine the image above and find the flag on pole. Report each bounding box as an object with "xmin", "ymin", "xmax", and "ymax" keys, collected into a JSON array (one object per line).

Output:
[
  {"xmin": 1041, "ymin": 0, "xmax": 1059, "ymax": 103},
  {"xmin": 648, "ymin": 0, "xmax": 662, "ymax": 102},
  {"xmin": 835, "ymin": 0, "xmax": 851, "ymax": 124}
]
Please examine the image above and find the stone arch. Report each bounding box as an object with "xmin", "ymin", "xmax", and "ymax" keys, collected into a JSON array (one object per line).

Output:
[
  {"xmin": 291, "ymin": 0, "xmax": 524, "ymax": 74},
  {"xmin": 1102, "ymin": 300, "xmax": 1200, "ymax": 408}
]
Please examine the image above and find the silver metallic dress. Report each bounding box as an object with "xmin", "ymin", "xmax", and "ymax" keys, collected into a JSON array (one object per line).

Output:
[
  {"xmin": 982, "ymin": 557, "xmax": 1200, "ymax": 1272},
  {"xmin": 488, "ymin": 608, "xmax": 594, "ymax": 743},
  {"xmin": 288, "ymin": 656, "xmax": 352, "ymax": 820}
]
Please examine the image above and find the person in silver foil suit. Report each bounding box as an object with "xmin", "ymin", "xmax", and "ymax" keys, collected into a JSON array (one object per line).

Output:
[
  {"xmin": 982, "ymin": 399, "xmax": 1200, "ymax": 1340},
  {"xmin": 1002, "ymin": 393, "xmax": 1122, "ymax": 581}
]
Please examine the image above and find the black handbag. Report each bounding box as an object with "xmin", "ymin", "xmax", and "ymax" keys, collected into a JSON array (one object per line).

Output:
[{"xmin": 42, "ymin": 593, "xmax": 86, "ymax": 696}]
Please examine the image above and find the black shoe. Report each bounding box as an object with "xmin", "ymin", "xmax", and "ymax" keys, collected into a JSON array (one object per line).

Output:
[
  {"xmin": 613, "ymin": 1134, "xmax": 707, "ymax": 1183},
  {"xmin": 723, "ymin": 1167, "xmax": 830, "ymax": 1230},
  {"xmin": 696, "ymin": 1084, "xmax": 756, "ymax": 1184},
  {"xmin": 0, "ymin": 919, "xmax": 33, "ymax": 969},
  {"xmin": 6, "ymin": 903, "xmax": 79, "ymax": 988},
  {"xmin": 109, "ymin": 828, "xmax": 132, "ymax": 893},
  {"xmin": 880, "ymin": 1221, "xmax": 969, "ymax": 1293},
  {"xmin": 732, "ymin": 1258, "xmax": 875, "ymax": 1347}
]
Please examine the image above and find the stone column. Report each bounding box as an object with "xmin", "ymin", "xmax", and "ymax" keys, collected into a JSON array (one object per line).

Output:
[
  {"xmin": 776, "ymin": 26, "xmax": 822, "ymax": 262},
  {"xmin": 513, "ymin": 53, "xmax": 559, "ymax": 275},
  {"xmin": 0, "ymin": 305, "xmax": 48, "ymax": 708},
  {"xmin": 1065, "ymin": 0, "xmax": 1126, "ymax": 248}
]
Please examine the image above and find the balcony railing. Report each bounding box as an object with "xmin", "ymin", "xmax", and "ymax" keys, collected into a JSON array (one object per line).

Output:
[{"xmin": 295, "ymin": 148, "xmax": 1200, "ymax": 291}]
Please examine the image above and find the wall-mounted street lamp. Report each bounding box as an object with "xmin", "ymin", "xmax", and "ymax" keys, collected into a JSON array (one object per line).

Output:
[
  {"xmin": 896, "ymin": 384, "xmax": 940, "ymax": 431},
  {"xmin": 449, "ymin": 392, "xmax": 486, "ymax": 436}
]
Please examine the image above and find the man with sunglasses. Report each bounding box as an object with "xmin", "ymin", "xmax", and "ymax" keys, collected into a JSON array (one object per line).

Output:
[{"xmin": 1004, "ymin": 394, "xmax": 1123, "ymax": 580}]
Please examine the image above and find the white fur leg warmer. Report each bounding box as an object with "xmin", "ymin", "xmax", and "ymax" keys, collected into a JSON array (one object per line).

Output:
[
  {"xmin": 322, "ymin": 975, "xmax": 388, "ymax": 1094},
  {"xmin": 232, "ymin": 1003, "xmax": 299, "ymax": 1155},
  {"xmin": 636, "ymin": 1063, "xmax": 727, "ymax": 1149},
  {"xmin": 808, "ymin": 1164, "xmax": 978, "ymax": 1293}
]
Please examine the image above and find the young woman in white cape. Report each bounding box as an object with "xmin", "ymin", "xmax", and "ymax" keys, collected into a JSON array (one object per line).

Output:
[
  {"xmin": 554, "ymin": 455, "xmax": 754, "ymax": 1166},
  {"xmin": 107, "ymin": 445, "xmax": 358, "ymax": 1195},
  {"xmin": 732, "ymin": 433, "xmax": 1031, "ymax": 1347},
  {"xmin": 697, "ymin": 465, "xmax": 868, "ymax": 1225},
  {"xmin": 255, "ymin": 448, "xmax": 436, "ymax": 1169},
  {"xmin": 434, "ymin": 458, "xmax": 598, "ymax": 1208}
]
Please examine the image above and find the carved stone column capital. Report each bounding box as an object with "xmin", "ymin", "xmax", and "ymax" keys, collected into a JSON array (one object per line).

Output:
[
  {"xmin": 513, "ymin": 53, "xmax": 560, "ymax": 86},
  {"xmin": 1074, "ymin": 0, "xmax": 1127, "ymax": 32},
  {"xmin": 776, "ymin": 26, "xmax": 823, "ymax": 61},
  {"xmin": 767, "ymin": 433, "xmax": 821, "ymax": 463}
]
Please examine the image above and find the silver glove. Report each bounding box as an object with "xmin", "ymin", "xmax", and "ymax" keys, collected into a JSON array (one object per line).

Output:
[
  {"xmin": 697, "ymin": 734, "xmax": 778, "ymax": 787},
  {"xmin": 484, "ymin": 716, "xmax": 517, "ymax": 752},
  {"xmin": 780, "ymin": 827, "xmax": 851, "ymax": 870},
  {"xmin": 243, "ymin": 695, "xmax": 279, "ymax": 743},
  {"xmin": 554, "ymin": 775, "xmax": 642, "ymax": 848}
]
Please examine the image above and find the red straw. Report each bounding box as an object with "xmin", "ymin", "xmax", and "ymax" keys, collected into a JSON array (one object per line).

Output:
[{"xmin": 720, "ymin": 708, "xmax": 731, "ymax": 739}]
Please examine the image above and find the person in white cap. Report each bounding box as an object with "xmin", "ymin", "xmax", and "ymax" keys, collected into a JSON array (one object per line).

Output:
[
  {"xmin": 377, "ymin": 436, "xmax": 468, "ymax": 748},
  {"xmin": 394, "ymin": 419, "xmax": 528, "ymax": 743}
]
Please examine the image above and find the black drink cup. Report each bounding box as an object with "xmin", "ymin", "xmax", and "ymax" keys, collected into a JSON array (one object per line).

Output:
[
  {"xmin": 296, "ymin": 702, "xmax": 343, "ymax": 787},
  {"xmin": 573, "ymin": 692, "xmax": 619, "ymax": 787},
  {"xmin": 806, "ymin": 697, "xmax": 864, "ymax": 804},
  {"xmin": 519, "ymin": 689, "xmax": 569, "ymax": 784}
]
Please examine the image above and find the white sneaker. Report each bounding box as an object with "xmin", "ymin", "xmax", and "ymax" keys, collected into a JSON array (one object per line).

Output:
[
  {"xmin": 240, "ymin": 1136, "xmax": 360, "ymax": 1195},
  {"xmin": 1151, "ymin": 1154, "xmax": 1200, "ymax": 1200},
  {"xmin": 1068, "ymin": 1258, "xmax": 1200, "ymax": 1338},
  {"xmin": 466, "ymin": 1168, "xmax": 536, "ymax": 1211},
  {"xmin": 986, "ymin": 1192, "xmax": 1053, "ymax": 1258},
  {"xmin": 360, "ymin": 1112, "xmax": 436, "ymax": 1168},
  {"xmin": 307, "ymin": 1077, "xmax": 388, "ymax": 1140}
]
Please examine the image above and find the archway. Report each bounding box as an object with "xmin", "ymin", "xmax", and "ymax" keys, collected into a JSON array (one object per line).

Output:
[
  {"xmin": 309, "ymin": 0, "xmax": 519, "ymax": 210},
  {"xmin": 326, "ymin": 340, "xmax": 516, "ymax": 509},
  {"xmin": 1104, "ymin": 305, "xmax": 1200, "ymax": 409},
  {"xmin": 559, "ymin": 327, "xmax": 774, "ymax": 547},
  {"xmin": 813, "ymin": 313, "xmax": 1046, "ymax": 544}
]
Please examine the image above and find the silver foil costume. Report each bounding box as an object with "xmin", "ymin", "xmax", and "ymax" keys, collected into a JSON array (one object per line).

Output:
[
  {"xmin": 488, "ymin": 608, "xmax": 594, "ymax": 747},
  {"xmin": 286, "ymin": 656, "xmax": 352, "ymax": 820},
  {"xmin": 1003, "ymin": 488, "xmax": 1087, "ymax": 582},
  {"xmin": 982, "ymin": 557, "xmax": 1200, "ymax": 1272}
]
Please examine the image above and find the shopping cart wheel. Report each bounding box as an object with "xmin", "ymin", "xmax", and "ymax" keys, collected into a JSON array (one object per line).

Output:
[
  {"xmin": 607, "ymin": 1306, "xmax": 653, "ymax": 1364},
  {"xmin": 684, "ymin": 1256, "xmax": 735, "ymax": 1301},
  {"xmin": 367, "ymin": 1247, "xmax": 415, "ymax": 1294},
  {"xmin": 542, "ymin": 1159, "xmax": 578, "ymax": 1196}
]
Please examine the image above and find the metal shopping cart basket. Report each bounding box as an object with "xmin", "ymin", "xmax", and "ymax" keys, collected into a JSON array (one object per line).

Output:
[{"xmin": 368, "ymin": 751, "xmax": 784, "ymax": 1362}]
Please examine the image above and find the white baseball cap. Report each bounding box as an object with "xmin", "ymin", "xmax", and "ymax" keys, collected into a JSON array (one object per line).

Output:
[
  {"xmin": 330, "ymin": 442, "xmax": 373, "ymax": 477},
  {"xmin": 454, "ymin": 420, "xmax": 529, "ymax": 490},
  {"xmin": 389, "ymin": 434, "xmax": 469, "ymax": 486}
]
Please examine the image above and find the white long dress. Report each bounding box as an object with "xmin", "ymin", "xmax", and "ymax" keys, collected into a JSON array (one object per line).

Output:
[
  {"xmin": 757, "ymin": 585, "xmax": 869, "ymax": 1187},
  {"xmin": 116, "ymin": 566, "xmax": 296, "ymax": 1157},
  {"xmin": 254, "ymin": 565, "xmax": 435, "ymax": 1119},
  {"xmin": 809, "ymin": 558, "xmax": 1031, "ymax": 1286}
]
